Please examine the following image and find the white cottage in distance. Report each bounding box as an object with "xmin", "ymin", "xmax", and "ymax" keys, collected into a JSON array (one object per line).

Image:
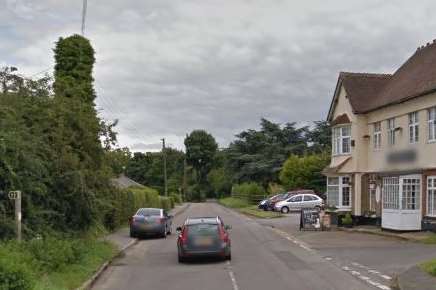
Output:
[{"xmin": 324, "ymin": 39, "xmax": 436, "ymax": 231}]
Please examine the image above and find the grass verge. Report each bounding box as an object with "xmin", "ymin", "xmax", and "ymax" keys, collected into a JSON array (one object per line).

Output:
[
  {"xmin": 0, "ymin": 236, "xmax": 118, "ymax": 290},
  {"xmin": 34, "ymin": 240, "xmax": 117, "ymax": 290},
  {"xmin": 420, "ymin": 233, "xmax": 436, "ymax": 244},
  {"xmin": 219, "ymin": 197, "xmax": 282, "ymax": 219},
  {"xmin": 420, "ymin": 259, "xmax": 436, "ymax": 277}
]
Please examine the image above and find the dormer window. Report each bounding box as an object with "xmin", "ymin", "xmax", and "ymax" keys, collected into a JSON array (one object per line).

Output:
[{"xmin": 332, "ymin": 125, "xmax": 351, "ymax": 155}]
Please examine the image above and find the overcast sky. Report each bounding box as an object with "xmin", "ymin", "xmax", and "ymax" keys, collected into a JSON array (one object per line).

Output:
[{"xmin": 2, "ymin": 0, "xmax": 436, "ymax": 151}]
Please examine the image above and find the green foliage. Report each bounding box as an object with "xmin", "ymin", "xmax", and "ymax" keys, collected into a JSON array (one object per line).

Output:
[
  {"xmin": 207, "ymin": 168, "xmax": 232, "ymax": 198},
  {"xmin": 184, "ymin": 130, "xmax": 218, "ymax": 185},
  {"xmin": 279, "ymin": 153, "xmax": 330, "ymax": 193},
  {"xmin": 218, "ymin": 197, "xmax": 249, "ymax": 208},
  {"xmin": 421, "ymin": 259, "xmax": 436, "ymax": 276},
  {"xmin": 341, "ymin": 212, "xmax": 353, "ymax": 225},
  {"xmin": 0, "ymin": 258, "xmax": 34, "ymax": 290},
  {"xmin": 0, "ymin": 238, "xmax": 116, "ymax": 290},
  {"xmin": 227, "ymin": 119, "xmax": 308, "ymax": 187},
  {"xmin": 306, "ymin": 121, "xmax": 331, "ymax": 153},
  {"xmin": 267, "ymin": 183, "xmax": 285, "ymax": 195},
  {"xmin": 170, "ymin": 193, "xmax": 183, "ymax": 204},
  {"xmin": 126, "ymin": 148, "xmax": 185, "ymax": 195},
  {"xmin": 105, "ymin": 147, "xmax": 131, "ymax": 175},
  {"xmin": 160, "ymin": 197, "xmax": 171, "ymax": 211},
  {"xmin": 231, "ymin": 182, "xmax": 265, "ymax": 203}
]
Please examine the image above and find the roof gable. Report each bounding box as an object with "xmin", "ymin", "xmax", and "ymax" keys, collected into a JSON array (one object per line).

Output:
[{"xmin": 327, "ymin": 39, "xmax": 436, "ymax": 117}]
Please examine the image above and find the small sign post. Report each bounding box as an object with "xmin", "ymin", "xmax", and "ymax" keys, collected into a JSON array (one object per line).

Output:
[{"xmin": 8, "ymin": 190, "xmax": 22, "ymax": 242}]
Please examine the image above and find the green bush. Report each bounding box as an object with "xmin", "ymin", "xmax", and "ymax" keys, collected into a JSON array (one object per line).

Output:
[
  {"xmin": 160, "ymin": 197, "xmax": 171, "ymax": 211},
  {"xmin": 341, "ymin": 212, "xmax": 353, "ymax": 225},
  {"xmin": 0, "ymin": 258, "xmax": 34, "ymax": 290},
  {"xmin": 231, "ymin": 182, "xmax": 265, "ymax": 203},
  {"xmin": 170, "ymin": 193, "xmax": 183, "ymax": 204},
  {"xmin": 169, "ymin": 196, "xmax": 176, "ymax": 209}
]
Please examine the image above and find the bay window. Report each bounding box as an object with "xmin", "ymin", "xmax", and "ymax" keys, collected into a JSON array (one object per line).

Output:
[
  {"xmin": 332, "ymin": 126, "xmax": 351, "ymax": 155},
  {"xmin": 327, "ymin": 176, "xmax": 351, "ymax": 208}
]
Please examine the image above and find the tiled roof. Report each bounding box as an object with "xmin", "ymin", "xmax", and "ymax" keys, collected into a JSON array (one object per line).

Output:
[
  {"xmin": 331, "ymin": 40, "xmax": 436, "ymax": 117},
  {"xmin": 111, "ymin": 174, "xmax": 145, "ymax": 189}
]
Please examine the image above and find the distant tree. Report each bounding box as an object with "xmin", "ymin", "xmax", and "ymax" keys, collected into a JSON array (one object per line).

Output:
[
  {"xmin": 207, "ymin": 168, "xmax": 232, "ymax": 198},
  {"xmin": 105, "ymin": 147, "xmax": 131, "ymax": 175},
  {"xmin": 184, "ymin": 130, "xmax": 218, "ymax": 185},
  {"xmin": 227, "ymin": 118, "xmax": 308, "ymax": 187},
  {"xmin": 307, "ymin": 121, "xmax": 331, "ymax": 153},
  {"xmin": 279, "ymin": 153, "xmax": 330, "ymax": 193},
  {"xmin": 126, "ymin": 148, "xmax": 185, "ymax": 194}
]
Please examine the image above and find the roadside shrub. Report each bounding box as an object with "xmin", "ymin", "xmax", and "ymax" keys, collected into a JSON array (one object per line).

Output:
[
  {"xmin": 25, "ymin": 237, "xmax": 77, "ymax": 271},
  {"xmin": 0, "ymin": 258, "xmax": 34, "ymax": 290},
  {"xmin": 169, "ymin": 196, "xmax": 176, "ymax": 209},
  {"xmin": 170, "ymin": 193, "xmax": 183, "ymax": 204},
  {"xmin": 218, "ymin": 197, "xmax": 249, "ymax": 208},
  {"xmin": 231, "ymin": 182, "xmax": 265, "ymax": 203},
  {"xmin": 160, "ymin": 197, "xmax": 171, "ymax": 211}
]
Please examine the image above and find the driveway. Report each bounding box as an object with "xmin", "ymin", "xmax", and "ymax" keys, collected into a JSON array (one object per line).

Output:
[{"xmin": 259, "ymin": 212, "xmax": 436, "ymax": 282}]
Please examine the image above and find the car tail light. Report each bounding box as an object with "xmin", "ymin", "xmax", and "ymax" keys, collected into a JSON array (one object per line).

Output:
[
  {"xmin": 219, "ymin": 226, "xmax": 229, "ymax": 243},
  {"xmin": 129, "ymin": 216, "xmax": 135, "ymax": 224},
  {"xmin": 180, "ymin": 227, "xmax": 188, "ymax": 245},
  {"xmin": 158, "ymin": 218, "xmax": 165, "ymax": 224}
]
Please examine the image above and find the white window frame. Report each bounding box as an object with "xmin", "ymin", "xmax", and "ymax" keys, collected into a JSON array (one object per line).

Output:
[
  {"xmin": 428, "ymin": 176, "xmax": 436, "ymax": 217},
  {"xmin": 373, "ymin": 122, "xmax": 381, "ymax": 150},
  {"xmin": 382, "ymin": 175, "xmax": 421, "ymax": 211},
  {"xmin": 428, "ymin": 107, "xmax": 436, "ymax": 142},
  {"xmin": 332, "ymin": 126, "xmax": 351, "ymax": 155},
  {"xmin": 327, "ymin": 176, "xmax": 352, "ymax": 209},
  {"xmin": 409, "ymin": 111, "xmax": 419, "ymax": 144},
  {"xmin": 387, "ymin": 118, "xmax": 395, "ymax": 146}
]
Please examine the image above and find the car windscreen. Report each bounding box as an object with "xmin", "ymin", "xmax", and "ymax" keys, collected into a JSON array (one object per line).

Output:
[
  {"xmin": 187, "ymin": 224, "xmax": 219, "ymax": 236},
  {"xmin": 137, "ymin": 209, "xmax": 161, "ymax": 216}
]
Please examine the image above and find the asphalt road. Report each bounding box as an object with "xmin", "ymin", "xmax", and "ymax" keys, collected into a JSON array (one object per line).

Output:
[{"xmin": 93, "ymin": 202, "xmax": 373, "ymax": 290}]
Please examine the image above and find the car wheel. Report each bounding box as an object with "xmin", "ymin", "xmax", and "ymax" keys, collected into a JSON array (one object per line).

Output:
[
  {"xmin": 129, "ymin": 229, "xmax": 136, "ymax": 238},
  {"xmin": 178, "ymin": 255, "xmax": 185, "ymax": 263},
  {"xmin": 167, "ymin": 226, "xmax": 172, "ymax": 235},
  {"xmin": 161, "ymin": 228, "xmax": 167, "ymax": 238},
  {"xmin": 281, "ymin": 206, "xmax": 289, "ymax": 214},
  {"xmin": 226, "ymin": 253, "xmax": 232, "ymax": 261}
]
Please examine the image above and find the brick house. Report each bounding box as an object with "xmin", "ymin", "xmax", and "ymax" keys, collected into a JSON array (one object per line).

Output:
[{"xmin": 324, "ymin": 40, "xmax": 436, "ymax": 231}]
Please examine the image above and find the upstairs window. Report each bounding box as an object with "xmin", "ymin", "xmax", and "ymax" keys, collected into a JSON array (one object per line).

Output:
[
  {"xmin": 373, "ymin": 122, "xmax": 381, "ymax": 149},
  {"xmin": 409, "ymin": 112, "xmax": 419, "ymax": 144},
  {"xmin": 332, "ymin": 126, "xmax": 351, "ymax": 155},
  {"xmin": 387, "ymin": 118, "xmax": 396, "ymax": 146},
  {"xmin": 429, "ymin": 107, "xmax": 436, "ymax": 142}
]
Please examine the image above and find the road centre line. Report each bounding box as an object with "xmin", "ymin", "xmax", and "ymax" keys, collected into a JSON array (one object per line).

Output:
[{"xmin": 226, "ymin": 261, "xmax": 240, "ymax": 290}]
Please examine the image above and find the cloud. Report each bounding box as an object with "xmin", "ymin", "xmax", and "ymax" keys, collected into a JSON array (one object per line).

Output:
[{"xmin": 3, "ymin": 0, "xmax": 436, "ymax": 151}]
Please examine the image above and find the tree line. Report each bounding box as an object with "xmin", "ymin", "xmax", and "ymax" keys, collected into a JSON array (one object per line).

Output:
[{"xmin": 124, "ymin": 118, "xmax": 331, "ymax": 201}]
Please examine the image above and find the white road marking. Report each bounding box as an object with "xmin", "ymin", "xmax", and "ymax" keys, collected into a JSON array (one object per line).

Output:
[
  {"xmin": 380, "ymin": 274, "xmax": 392, "ymax": 280},
  {"xmin": 226, "ymin": 261, "xmax": 240, "ymax": 290}
]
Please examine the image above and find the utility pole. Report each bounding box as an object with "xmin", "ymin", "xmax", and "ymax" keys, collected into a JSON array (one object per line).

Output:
[
  {"xmin": 161, "ymin": 138, "xmax": 168, "ymax": 196},
  {"xmin": 8, "ymin": 191, "xmax": 22, "ymax": 242},
  {"xmin": 81, "ymin": 0, "xmax": 88, "ymax": 36},
  {"xmin": 183, "ymin": 133, "xmax": 188, "ymax": 201}
]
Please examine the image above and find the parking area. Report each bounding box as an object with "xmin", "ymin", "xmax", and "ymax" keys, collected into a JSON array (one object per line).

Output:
[{"xmin": 257, "ymin": 213, "xmax": 436, "ymax": 279}]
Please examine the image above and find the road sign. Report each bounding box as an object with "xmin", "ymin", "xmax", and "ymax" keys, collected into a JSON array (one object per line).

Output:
[{"xmin": 8, "ymin": 191, "xmax": 21, "ymax": 200}]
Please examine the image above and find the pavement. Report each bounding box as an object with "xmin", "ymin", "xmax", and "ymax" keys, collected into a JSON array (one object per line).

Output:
[{"xmin": 92, "ymin": 202, "xmax": 376, "ymax": 290}]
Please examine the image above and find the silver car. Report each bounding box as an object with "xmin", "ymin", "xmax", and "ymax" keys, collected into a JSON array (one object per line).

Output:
[
  {"xmin": 274, "ymin": 194, "xmax": 324, "ymax": 213},
  {"xmin": 129, "ymin": 208, "xmax": 173, "ymax": 238}
]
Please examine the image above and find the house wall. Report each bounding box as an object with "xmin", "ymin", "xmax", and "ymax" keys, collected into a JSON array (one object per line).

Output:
[{"xmin": 365, "ymin": 92, "xmax": 436, "ymax": 173}]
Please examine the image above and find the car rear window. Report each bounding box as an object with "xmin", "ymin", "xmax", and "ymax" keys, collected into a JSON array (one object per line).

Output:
[
  {"xmin": 137, "ymin": 209, "xmax": 161, "ymax": 216},
  {"xmin": 187, "ymin": 224, "xmax": 219, "ymax": 236}
]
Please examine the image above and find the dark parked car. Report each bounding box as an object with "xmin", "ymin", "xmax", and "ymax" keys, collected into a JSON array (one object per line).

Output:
[
  {"xmin": 129, "ymin": 208, "xmax": 173, "ymax": 238},
  {"xmin": 177, "ymin": 217, "xmax": 231, "ymax": 263},
  {"xmin": 258, "ymin": 194, "xmax": 281, "ymax": 210}
]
